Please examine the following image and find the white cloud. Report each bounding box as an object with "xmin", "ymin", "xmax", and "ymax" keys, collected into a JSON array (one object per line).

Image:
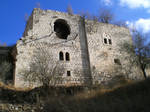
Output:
[
  {"xmin": 96, "ymin": 0, "xmax": 112, "ymax": 6},
  {"xmin": 103, "ymin": 0, "xmax": 112, "ymax": 5},
  {"xmin": 126, "ymin": 18, "xmax": 150, "ymax": 33},
  {"xmin": 120, "ymin": 0, "xmax": 150, "ymax": 8}
]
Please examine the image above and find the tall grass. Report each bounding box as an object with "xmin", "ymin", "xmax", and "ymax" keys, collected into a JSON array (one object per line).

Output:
[
  {"xmin": 0, "ymin": 76, "xmax": 150, "ymax": 112},
  {"xmin": 44, "ymin": 78, "xmax": 150, "ymax": 112}
]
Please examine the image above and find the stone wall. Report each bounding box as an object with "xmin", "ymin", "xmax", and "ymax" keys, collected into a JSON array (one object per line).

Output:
[
  {"xmin": 146, "ymin": 67, "xmax": 150, "ymax": 77},
  {"xmin": 85, "ymin": 20, "xmax": 144, "ymax": 84},
  {"xmin": 15, "ymin": 8, "xmax": 86, "ymax": 88},
  {"xmin": 14, "ymin": 8, "xmax": 144, "ymax": 88}
]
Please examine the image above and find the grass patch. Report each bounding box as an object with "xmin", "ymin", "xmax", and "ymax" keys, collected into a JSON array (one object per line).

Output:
[
  {"xmin": 44, "ymin": 78, "xmax": 150, "ymax": 112},
  {"xmin": 0, "ymin": 78, "xmax": 150, "ymax": 112}
]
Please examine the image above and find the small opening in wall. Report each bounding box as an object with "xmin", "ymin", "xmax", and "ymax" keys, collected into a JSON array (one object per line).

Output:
[
  {"xmin": 59, "ymin": 51, "xmax": 64, "ymax": 60},
  {"xmin": 104, "ymin": 38, "xmax": 107, "ymax": 44},
  {"xmin": 66, "ymin": 89, "xmax": 73, "ymax": 95},
  {"xmin": 109, "ymin": 39, "xmax": 112, "ymax": 45},
  {"xmin": 67, "ymin": 71, "xmax": 71, "ymax": 76},
  {"xmin": 114, "ymin": 59, "xmax": 121, "ymax": 65},
  {"xmin": 54, "ymin": 19, "xmax": 70, "ymax": 39},
  {"xmin": 66, "ymin": 52, "xmax": 70, "ymax": 61}
]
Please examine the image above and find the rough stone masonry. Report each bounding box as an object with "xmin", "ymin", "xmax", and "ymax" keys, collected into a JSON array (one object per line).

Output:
[{"xmin": 14, "ymin": 8, "xmax": 144, "ymax": 88}]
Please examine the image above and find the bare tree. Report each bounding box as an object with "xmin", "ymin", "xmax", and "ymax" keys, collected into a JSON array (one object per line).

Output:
[
  {"xmin": 24, "ymin": 13, "xmax": 29, "ymax": 22},
  {"xmin": 98, "ymin": 8, "xmax": 113, "ymax": 23},
  {"xmin": 35, "ymin": 2, "xmax": 41, "ymax": 8},
  {"xmin": 0, "ymin": 42, "xmax": 7, "ymax": 46},
  {"xmin": 91, "ymin": 15, "xmax": 99, "ymax": 22},
  {"xmin": 78, "ymin": 10, "xmax": 92, "ymax": 20},
  {"xmin": 19, "ymin": 45, "xmax": 65, "ymax": 108},
  {"xmin": 3, "ymin": 43, "xmax": 7, "ymax": 46},
  {"xmin": 23, "ymin": 45, "xmax": 64, "ymax": 88},
  {"xmin": 133, "ymin": 31, "xmax": 150, "ymax": 78},
  {"xmin": 114, "ymin": 21, "xmax": 127, "ymax": 27},
  {"xmin": 66, "ymin": 4, "xmax": 73, "ymax": 15},
  {"xmin": 78, "ymin": 8, "xmax": 113, "ymax": 23},
  {"xmin": 121, "ymin": 30, "xmax": 150, "ymax": 78}
]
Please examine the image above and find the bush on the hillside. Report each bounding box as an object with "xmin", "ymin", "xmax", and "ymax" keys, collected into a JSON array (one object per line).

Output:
[
  {"xmin": 44, "ymin": 78, "xmax": 150, "ymax": 112},
  {"xmin": 0, "ymin": 61, "xmax": 12, "ymax": 83}
]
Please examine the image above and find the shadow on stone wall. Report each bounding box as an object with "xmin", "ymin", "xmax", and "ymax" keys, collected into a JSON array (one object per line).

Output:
[{"xmin": 79, "ymin": 17, "xmax": 92, "ymax": 85}]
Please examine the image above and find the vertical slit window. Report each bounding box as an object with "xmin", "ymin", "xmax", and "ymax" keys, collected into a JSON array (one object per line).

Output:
[
  {"xmin": 109, "ymin": 39, "xmax": 112, "ymax": 45},
  {"xmin": 59, "ymin": 51, "xmax": 64, "ymax": 60},
  {"xmin": 66, "ymin": 52, "xmax": 70, "ymax": 61},
  {"xmin": 67, "ymin": 71, "xmax": 71, "ymax": 76},
  {"xmin": 104, "ymin": 38, "xmax": 107, "ymax": 44}
]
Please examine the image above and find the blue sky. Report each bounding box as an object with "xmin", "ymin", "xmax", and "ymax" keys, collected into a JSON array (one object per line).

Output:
[{"xmin": 0, "ymin": 0, "xmax": 150, "ymax": 45}]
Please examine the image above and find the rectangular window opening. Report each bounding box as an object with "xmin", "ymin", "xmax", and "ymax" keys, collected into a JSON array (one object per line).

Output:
[
  {"xmin": 67, "ymin": 71, "xmax": 71, "ymax": 76},
  {"xmin": 109, "ymin": 39, "xmax": 112, "ymax": 45}
]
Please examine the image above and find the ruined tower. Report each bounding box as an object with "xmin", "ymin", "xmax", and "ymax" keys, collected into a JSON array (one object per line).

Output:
[{"xmin": 14, "ymin": 8, "xmax": 144, "ymax": 88}]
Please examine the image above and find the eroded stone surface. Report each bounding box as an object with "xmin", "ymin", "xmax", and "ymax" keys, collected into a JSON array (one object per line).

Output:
[{"xmin": 14, "ymin": 8, "xmax": 144, "ymax": 88}]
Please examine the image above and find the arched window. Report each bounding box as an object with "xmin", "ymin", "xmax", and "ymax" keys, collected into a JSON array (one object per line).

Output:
[
  {"xmin": 104, "ymin": 38, "xmax": 107, "ymax": 44},
  {"xmin": 109, "ymin": 39, "xmax": 112, "ymax": 45},
  {"xmin": 59, "ymin": 51, "xmax": 64, "ymax": 60},
  {"xmin": 65, "ymin": 52, "xmax": 70, "ymax": 61}
]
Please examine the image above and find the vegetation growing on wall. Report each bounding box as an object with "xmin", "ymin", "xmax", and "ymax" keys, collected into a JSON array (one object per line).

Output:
[
  {"xmin": 120, "ymin": 30, "xmax": 150, "ymax": 78},
  {"xmin": 21, "ymin": 44, "xmax": 64, "ymax": 88}
]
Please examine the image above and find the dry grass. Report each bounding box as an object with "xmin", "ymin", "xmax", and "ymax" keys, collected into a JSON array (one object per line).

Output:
[
  {"xmin": 0, "ymin": 78, "xmax": 150, "ymax": 112},
  {"xmin": 0, "ymin": 82, "xmax": 32, "ymax": 91},
  {"xmin": 44, "ymin": 78, "xmax": 150, "ymax": 112},
  {"xmin": 75, "ymin": 79, "xmax": 134, "ymax": 100}
]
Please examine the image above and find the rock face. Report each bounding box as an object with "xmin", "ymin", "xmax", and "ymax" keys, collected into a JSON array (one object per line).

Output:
[{"xmin": 14, "ymin": 8, "xmax": 144, "ymax": 88}]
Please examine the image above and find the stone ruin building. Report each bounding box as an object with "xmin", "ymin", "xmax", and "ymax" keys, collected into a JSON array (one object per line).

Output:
[{"xmin": 1, "ymin": 8, "xmax": 148, "ymax": 88}]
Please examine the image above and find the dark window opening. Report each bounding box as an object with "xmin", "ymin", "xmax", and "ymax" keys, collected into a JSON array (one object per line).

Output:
[
  {"xmin": 66, "ymin": 89, "xmax": 73, "ymax": 95},
  {"xmin": 114, "ymin": 59, "xmax": 121, "ymax": 65},
  {"xmin": 54, "ymin": 19, "xmax": 70, "ymax": 39},
  {"xmin": 66, "ymin": 52, "xmax": 70, "ymax": 61},
  {"xmin": 67, "ymin": 71, "xmax": 71, "ymax": 76},
  {"xmin": 104, "ymin": 38, "xmax": 107, "ymax": 44},
  {"xmin": 59, "ymin": 51, "xmax": 64, "ymax": 60},
  {"xmin": 109, "ymin": 39, "xmax": 112, "ymax": 45}
]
